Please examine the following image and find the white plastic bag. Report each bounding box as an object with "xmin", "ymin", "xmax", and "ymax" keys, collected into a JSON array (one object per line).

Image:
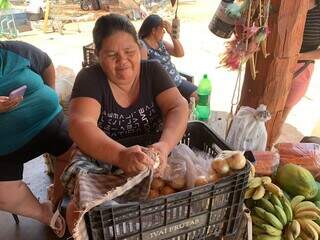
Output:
[{"xmin": 226, "ymin": 104, "xmax": 271, "ymax": 151}]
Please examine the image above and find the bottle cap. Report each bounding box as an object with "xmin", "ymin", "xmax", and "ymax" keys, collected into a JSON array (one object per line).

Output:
[{"xmin": 203, "ymin": 74, "xmax": 208, "ymax": 78}]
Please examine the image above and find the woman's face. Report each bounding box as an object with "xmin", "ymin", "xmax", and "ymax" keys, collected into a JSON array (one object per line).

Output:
[
  {"xmin": 153, "ymin": 25, "xmax": 165, "ymax": 42},
  {"xmin": 98, "ymin": 31, "xmax": 141, "ymax": 84}
]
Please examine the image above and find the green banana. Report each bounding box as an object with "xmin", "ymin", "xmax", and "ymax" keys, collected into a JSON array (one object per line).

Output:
[
  {"xmin": 270, "ymin": 194, "xmax": 283, "ymax": 208},
  {"xmin": 253, "ymin": 234, "xmax": 281, "ymax": 240},
  {"xmin": 263, "ymin": 210, "xmax": 283, "ymax": 230},
  {"xmin": 291, "ymin": 195, "xmax": 305, "ymax": 209},
  {"xmin": 252, "ymin": 214, "xmax": 268, "ymax": 225},
  {"xmin": 254, "ymin": 207, "xmax": 267, "ymax": 219},
  {"xmin": 260, "ymin": 224, "xmax": 282, "ymax": 236},
  {"xmin": 273, "ymin": 205, "xmax": 287, "ymax": 226},
  {"xmin": 281, "ymin": 196, "xmax": 293, "ymax": 222},
  {"xmin": 257, "ymin": 198, "xmax": 275, "ymax": 213},
  {"xmin": 253, "ymin": 225, "xmax": 266, "ymax": 235}
]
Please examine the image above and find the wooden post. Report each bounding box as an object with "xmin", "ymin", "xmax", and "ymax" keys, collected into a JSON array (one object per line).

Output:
[
  {"xmin": 238, "ymin": 0, "xmax": 309, "ymax": 148},
  {"xmin": 43, "ymin": 0, "xmax": 50, "ymax": 33}
]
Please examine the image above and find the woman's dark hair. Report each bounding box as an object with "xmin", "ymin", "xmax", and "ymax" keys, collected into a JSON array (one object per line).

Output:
[
  {"xmin": 138, "ymin": 14, "xmax": 163, "ymax": 39},
  {"xmin": 93, "ymin": 14, "xmax": 138, "ymax": 52}
]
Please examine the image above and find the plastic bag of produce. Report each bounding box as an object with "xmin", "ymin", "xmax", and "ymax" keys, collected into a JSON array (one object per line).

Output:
[
  {"xmin": 227, "ymin": 104, "xmax": 271, "ymax": 151},
  {"xmin": 252, "ymin": 151, "xmax": 280, "ymax": 176},
  {"xmin": 275, "ymin": 143, "xmax": 320, "ymax": 180},
  {"xmin": 163, "ymin": 144, "xmax": 211, "ymax": 189}
]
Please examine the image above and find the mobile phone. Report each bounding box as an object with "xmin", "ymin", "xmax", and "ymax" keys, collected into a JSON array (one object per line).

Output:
[{"xmin": 9, "ymin": 85, "xmax": 27, "ymax": 99}]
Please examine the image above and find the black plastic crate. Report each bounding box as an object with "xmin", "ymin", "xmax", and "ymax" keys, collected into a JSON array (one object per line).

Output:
[
  {"xmin": 82, "ymin": 43, "xmax": 98, "ymax": 68},
  {"xmin": 85, "ymin": 121, "xmax": 253, "ymax": 240}
]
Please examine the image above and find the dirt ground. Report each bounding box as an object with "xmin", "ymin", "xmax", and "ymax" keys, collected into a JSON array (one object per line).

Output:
[{"xmin": 5, "ymin": 0, "xmax": 320, "ymax": 142}]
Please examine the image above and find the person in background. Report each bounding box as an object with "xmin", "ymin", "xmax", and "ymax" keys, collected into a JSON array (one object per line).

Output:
[
  {"xmin": 276, "ymin": 0, "xmax": 320, "ymax": 141},
  {"xmin": 0, "ymin": 41, "xmax": 73, "ymax": 237},
  {"xmin": 138, "ymin": 14, "xmax": 198, "ymax": 101},
  {"xmin": 64, "ymin": 14, "xmax": 189, "ymax": 233}
]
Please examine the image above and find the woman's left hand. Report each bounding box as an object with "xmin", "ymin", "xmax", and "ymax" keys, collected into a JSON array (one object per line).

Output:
[
  {"xmin": 149, "ymin": 141, "xmax": 170, "ymax": 177},
  {"xmin": 0, "ymin": 96, "xmax": 23, "ymax": 113},
  {"xmin": 162, "ymin": 20, "xmax": 172, "ymax": 35}
]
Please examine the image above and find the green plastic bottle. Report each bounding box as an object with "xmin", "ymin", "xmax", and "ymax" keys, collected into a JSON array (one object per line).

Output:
[{"xmin": 196, "ymin": 74, "xmax": 212, "ymax": 121}]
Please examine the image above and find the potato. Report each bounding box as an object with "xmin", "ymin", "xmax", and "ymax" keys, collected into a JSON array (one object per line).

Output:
[
  {"xmin": 194, "ymin": 176, "xmax": 209, "ymax": 186},
  {"xmin": 211, "ymin": 158, "xmax": 230, "ymax": 175},
  {"xmin": 149, "ymin": 189, "xmax": 160, "ymax": 199},
  {"xmin": 160, "ymin": 185, "xmax": 176, "ymax": 195},
  {"xmin": 169, "ymin": 176, "xmax": 186, "ymax": 190},
  {"xmin": 151, "ymin": 178, "xmax": 165, "ymax": 190}
]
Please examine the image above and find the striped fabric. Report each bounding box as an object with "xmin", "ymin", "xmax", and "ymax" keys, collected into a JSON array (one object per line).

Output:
[
  {"xmin": 61, "ymin": 151, "xmax": 153, "ymax": 240},
  {"xmin": 300, "ymin": 5, "xmax": 320, "ymax": 53}
]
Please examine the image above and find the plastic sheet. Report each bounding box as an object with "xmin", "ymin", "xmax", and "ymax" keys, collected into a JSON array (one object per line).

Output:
[
  {"xmin": 252, "ymin": 151, "xmax": 280, "ymax": 176},
  {"xmin": 275, "ymin": 143, "xmax": 320, "ymax": 180}
]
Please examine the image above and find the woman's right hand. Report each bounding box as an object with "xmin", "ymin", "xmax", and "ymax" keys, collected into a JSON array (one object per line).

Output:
[
  {"xmin": 118, "ymin": 145, "xmax": 154, "ymax": 175},
  {"xmin": 0, "ymin": 96, "xmax": 23, "ymax": 113}
]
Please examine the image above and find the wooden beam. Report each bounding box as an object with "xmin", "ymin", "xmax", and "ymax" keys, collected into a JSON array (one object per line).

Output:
[{"xmin": 238, "ymin": 0, "xmax": 309, "ymax": 148}]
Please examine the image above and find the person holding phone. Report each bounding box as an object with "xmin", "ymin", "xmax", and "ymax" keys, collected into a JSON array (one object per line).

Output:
[{"xmin": 0, "ymin": 41, "xmax": 73, "ymax": 237}]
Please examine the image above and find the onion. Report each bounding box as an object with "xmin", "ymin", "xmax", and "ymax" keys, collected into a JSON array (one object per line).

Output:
[
  {"xmin": 226, "ymin": 152, "xmax": 246, "ymax": 170},
  {"xmin": 151, "ymin": 178, "xmax": 165, "ymax": 190},
  {"xmin": 207, "ymin": 172, "xmax": 219, "ymax": 183},
  {"xmin": 149, "ymin": 189, "xmax": 160, "ymax": 199},
  {"xmin": 143, "ymin": 148, "xmax": 160, "ymax": 169},
  {"xmin": 211, "ymin": 158, "xmax": 230, "ymax": 175},
  {"xmin": 160, "ymin": 185, "xmax": 176, "ymax": 195},
  {"xmin": 194, "ymin": 176, "xmax": 209, "ymax": 186}
]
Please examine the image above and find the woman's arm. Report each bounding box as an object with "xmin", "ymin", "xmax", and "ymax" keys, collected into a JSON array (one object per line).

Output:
[
  {"xmin": 69, "ymin": 97, "xmax": 153, "ymax": 173},
  {"xmin": 299, "ymin": 48, "xmax": 320, "ymax": 61},
  {"xmin": 162, "ymin": 20, "xmax": 184, "ymax": 57},
  {"xmin": 152, "ymin": 87, "xmax": 188, "ymax": 174},
  {"xmin": 42, "ymin": 63, "xmax": 56, "ymax": 89}
]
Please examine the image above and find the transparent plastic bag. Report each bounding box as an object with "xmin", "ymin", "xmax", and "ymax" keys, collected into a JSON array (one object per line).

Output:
[
  {"xmin": 227, "ymin": 104, "xmax": 271, "ymax": 151},
  {"xmin": 275, "ymin": 143, "xmax": 320, "ymax": 180},
  {"xmin": 252, "ymin": 151, "xmax": 280, "ymax": 176},
  {"xmin": 163, "ymin": 144, "xmax": 211, "ymax": 189}
]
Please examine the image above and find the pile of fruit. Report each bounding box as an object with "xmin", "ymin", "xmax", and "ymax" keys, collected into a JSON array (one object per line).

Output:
[{"xmin": 245, "ymin": 163, "xmax": 320, "ymax": 240}]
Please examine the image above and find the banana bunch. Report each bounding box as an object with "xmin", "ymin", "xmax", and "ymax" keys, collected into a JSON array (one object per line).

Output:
[
  {"xmin": 246, "ymin": 176, "xmax": 283, "ymax": 201},
  {"xmin": 252, "ymin": 194, "xmax": 293, "ymax": 240},
  {"xmin": 284, "ymin": 195, "xmax": 320, "ymax": 240}
]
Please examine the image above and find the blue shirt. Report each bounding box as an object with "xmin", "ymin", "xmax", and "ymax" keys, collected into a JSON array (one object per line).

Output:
[
  {"xmin": 141, "ymin": 40, "xmax": 183, "ymax": 86},
  {"xmin": 0, "ymin": 42, "xmax": 61, "ymax": 155}
]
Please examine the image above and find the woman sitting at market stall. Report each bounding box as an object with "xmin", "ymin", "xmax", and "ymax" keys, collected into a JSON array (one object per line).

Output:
[
  {"xmin": 0, "ymin": 41, "xmax": 73, "ymax": 238},
  {"xmin": 64, "ymin": 14, "xmax": 189, "ymax": 233},
  {"xmin": 138, "ymin": 14, "xmax": 198, "ymax": 101}
]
